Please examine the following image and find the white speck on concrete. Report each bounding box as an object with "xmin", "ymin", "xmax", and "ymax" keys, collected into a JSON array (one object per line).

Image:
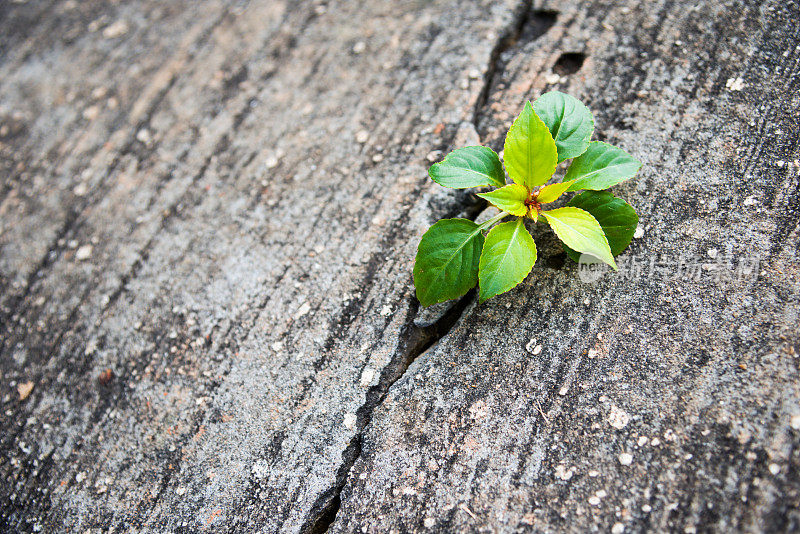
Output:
[
  {"xmin": 82, "ymin": 105, "xmax": 100, "ymax": 120},
  {"xmin": 790, "ymin": 414, "xmax": 800, "ymax": 430},
  {"xmin": 176, "ymin": 486, "xmax": 186, "ymax": 496},
  {"xmin": 707, "ymin": 248, "xmax": 718, "ymax": 259},
  {"xmin": 294, "ymin": 302, "xmax": 311, "ymax": 319},
  {"xmin": 619, "ymin": 452, "xmax": 633, "ymax": 466},
  {"xmin": 103, "ymin": 20, "xmax": 129, "ymax": 38},
  {"xmin": 608, "ymin": 405, "xmax": 630, "ymax": 429},
  {"xmin": 352, "ymin": 41, "xmax": 366, "ymax": 54},
  {"xmin": 355, "ymin": 130, "xmax": 369, "ymax": 143},
  {"xmin": 769, "ymin": 463, "xmax": 780, "ymax": 475},
  {"xmin": 423, "ymin": 518, "xmax": 435, "ymax": 528},
  {"xmin": 75, "ymin": 244, "xmax": 93, "ymax": 261},
  {"xmin": 360, "ymin": 368, "xmax": 375, "ymax": 387},
  {"xmin": 380, "ymin": 305, "xmax": 392, "ymax": 317},
  {"xmin": 532, "ymin": 344, "xmax": 542, "ymax": 355},
  {"xmin": 558, "ymin": 385, "xmax": 569, "ymax": 396},
  {"xmin": 743, "ymin": 196, "xmax": 758, "ymax": 206},
  {"xmin": 612, "ymin": 523, "xmax": 625, "ymax": 534},
  {"xmin": 343, "ymin": 413, "xmax": 357, "ymax": 430},
  {"xmin": 555, "ymin": 464, "xmax": 574, "ymax": 481},
  {"xmin": 588, "ymin": 469, "xmax": 599, "ymax": 477},
  {"xmin": 588, "ymin": 496, "xmax": 600, "ymax": 506},
  {"xmin": 638, "ymin": 436, "xmax": 649, "ymax": 446},
  {"xmin": 633, "ymin": 226, "xmax": 645, "ymax": 239},
  {"xmin": 642, "ymin": 504, "xmax": 652, "ymax": 512},
  {"xmin": 726, "ymin": 77, "xmax": 745, "ymax": 91}
]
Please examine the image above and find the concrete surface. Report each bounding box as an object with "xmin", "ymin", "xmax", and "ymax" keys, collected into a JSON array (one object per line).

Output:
[{"xmin": 0, "ymin": 0, "xmax": 798, "ymax": 532}]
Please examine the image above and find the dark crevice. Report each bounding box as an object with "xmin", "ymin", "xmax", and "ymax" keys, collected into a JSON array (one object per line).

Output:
[
  {"xmin": 300, "ymin": 2, "xmax": 556, "ymax": 532},
  {"xmin": 301, "ymin": 289, "xmax": 476, "ymax": 534},
  {"xmin": 472, "ymin": 3, "xmax": 558, "ymax": 127},
  {"xmin": 552, "ymin": 52, "xmax": 586, "ymax": 76}
]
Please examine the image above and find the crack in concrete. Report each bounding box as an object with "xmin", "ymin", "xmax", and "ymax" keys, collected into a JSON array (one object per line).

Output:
[{"xmin": 297, "ymin": 2, "xmax": 560, "ymax": 531}]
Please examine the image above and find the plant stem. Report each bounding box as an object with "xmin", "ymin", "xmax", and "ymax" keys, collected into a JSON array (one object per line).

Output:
[{"xmin": 477, "ymin": 211, "xmax": 510, "ymax": 231}]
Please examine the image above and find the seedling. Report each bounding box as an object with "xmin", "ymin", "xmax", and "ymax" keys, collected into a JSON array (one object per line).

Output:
[{"xmin": 414, "ymin": 91, "xmax": 641, "ymax": 306}]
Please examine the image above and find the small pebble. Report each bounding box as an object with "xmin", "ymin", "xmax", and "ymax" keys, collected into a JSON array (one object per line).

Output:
[
  {"xmin": 355, "ymin": 130, "xmax": 369, "ymax": 143},
  {"xmin": 17, "ymin": 381, "xmax": 34, "ymax": 401},
  {"xmin": 726, "ymin": 77, "xmax": 745, "ymax": 91},
  {"xmin": 558, "ymin": 385, "xmax": 569, "ymax": 396},
  {"xmin": 532, "ymin": 344, "xmax": 542, "ymax": 355},
  {"xmin": 372, "ymin": 154, "xmax": 384, "ymax": 163},
  {"xmin": 612, "ymin": 523, "xmax": 625, "ymax": 534},
  {"xmin": 707, "ymin": 248, "xmax": 718, "ymax": 259},
  {"xmin": 633, "ymin": 227, "xmax": 645, "ymax": 239},
  {"xmin": 423, "ymin": 518, "xmax": 435, "ymax": 528},
  {"xmin": 360, "ymin": 368, "xmax": 375, "ymax": 387},
  {"xmin": 790, "ymin": 414, "xmax": 800, "ymax": 430},
  {"xmin": 588, "ymin": 496, "xmax": 600, "ymax": 506},
  {"xmin": 352, "ymin": 41, "xmax": 366, "ymax": 54},
  {"xmin": 136, "ymin": 128, "xmax": 152, "ymax": 144},
  {"xmin": 103, "ymin": 20, "xmax": 129, "ymax": 39},
  {"xmin": 555, "ymin": 464, "xmax": 573, "ymax": 481},
  {"xmin": 343, "ymin": 413, "xmax": 357, "ymax": 430},
  {"xmin": 176, "ymin": 486, "xmax": 186, "ymax": 496},
  {"xmin": 294, "ymin": 302, "xmax": 311, "ymax": 319},
  {"xmin": 265, "ymin": 155, "xmax": 280, "ymax": 169},
  {"xmin": 637, "ymin": 436, "xmax": 649, "ymax": 446},
  {"xmin": 619, "ymin": 452, "xmax": 633, "ymax": 466},
  {"xmin": 588, "ymin": 469, "xmax": 599, "ymax": 477},
  {"xmin": 82, "ymin": 105, "xmax": 100, "ymax": 121},
  {"xmin": 468, "ymin": 68, "xmax": 481, "ymax": 79},
  {"xmin": 426, "ymin": 150, "xmax": 442, "ymax": 162},
  {"xmin": 608, "ymin": 405, "xmax": 630, "ymax": 429},
  {"xmin": 769, "ymin": 463, "xmax": 780, "ymax": 475},
  {"xmin": 380, "ymin": 305, "xmax": 392, "ymax": 317},
  {"xmin": 75, "ymin": 244, "xmax": 93, "ymax": 261},
  {"xmin": 642, "ymin": 504, "xmax": 652, "ymax": 513}
]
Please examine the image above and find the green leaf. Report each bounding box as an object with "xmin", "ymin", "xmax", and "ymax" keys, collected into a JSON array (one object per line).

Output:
[
  {"xmin": 414, "ymin": 219, "xmax": 485, "ymax": 307},
  {"xmin": 428, "ymin": 146, "xmax": 506, "ymax": 189},
  {"xmin": 503, "ymin": 101, "xmax": 558, "ymax": 189},
  {"xmin": 477, "ymin": 184, "xmax": 529, "ymax": 216},
  {"xmin": 536, "ymin": 179, "xmax": 577, "ymax": 204},
  {"xmin": 565, "ymin": 141, "xmax": 642, "ymax": 191},
  {"xmin": 563, "ymin": 191, "xmax": 638, "ymax": 261},
  {"xmin": 542, "ymin": 207, "xmax": 617, "ymax": 269},
  {"xmin": 478, "ymin": 218, "xmax": 537, "ymax": 302},
  {"xmin": 533, "ymin": 91, "xmax": 594, "ymax": 163}
]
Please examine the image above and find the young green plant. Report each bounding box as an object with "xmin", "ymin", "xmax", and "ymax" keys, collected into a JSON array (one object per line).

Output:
[{"xmin": 413, "ymin": 91, "xmax": 641, "ymax": 306}]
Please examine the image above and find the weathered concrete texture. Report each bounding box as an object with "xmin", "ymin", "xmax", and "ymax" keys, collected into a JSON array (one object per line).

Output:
[
  {"xmin": 0, "ymin": 0, "xmax": 798, "ymax": 533},
  {"xmin": 332, "ymin": 0, "xmax": 800, "ymax": 533}
]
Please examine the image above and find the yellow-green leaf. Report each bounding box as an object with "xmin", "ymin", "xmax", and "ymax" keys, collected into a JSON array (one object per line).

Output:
[
  {"xmin": 478, "ymin": 218, "xmax": 537, "ymax": 302},
  {"xmin": 536, "ymin": 179, "xmax": 577, "ymax": 204},
  {"xmin": 503, "ymin": 101, "xmax": 558, "ymax": 189},
  {"xmin": 542, "ymin": 207, "xmax": 617, "ymax": 269},
  {"xmin": 477, "ymin": 184, "xmax": 528, "ymax": 216}
]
